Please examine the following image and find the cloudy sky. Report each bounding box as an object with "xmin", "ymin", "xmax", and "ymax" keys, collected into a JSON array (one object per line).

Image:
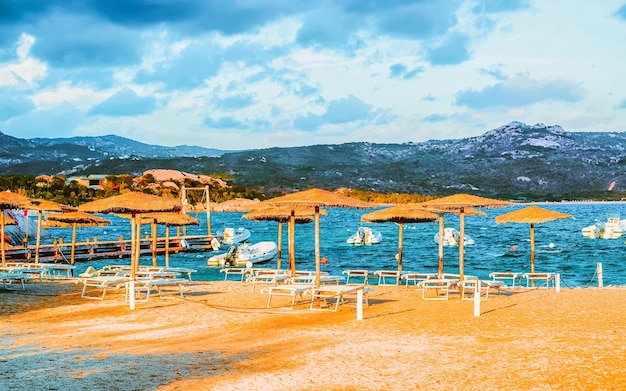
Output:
[{"xmin": 1, "ymin": 1, "xmax": 626, "ymax": 150}]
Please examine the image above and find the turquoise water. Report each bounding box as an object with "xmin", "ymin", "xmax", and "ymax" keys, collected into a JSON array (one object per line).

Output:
[{"xmin": 46, "ymin": 203, "xmax": 626, "ymax": 287}]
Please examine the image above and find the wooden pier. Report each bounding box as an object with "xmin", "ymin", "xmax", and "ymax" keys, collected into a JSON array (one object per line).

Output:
[{"xmin": 4, "ymin": 234, "xmax": 219, "ymax": 264}]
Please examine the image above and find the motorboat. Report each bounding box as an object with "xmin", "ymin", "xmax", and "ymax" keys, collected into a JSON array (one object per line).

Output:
[
  {"xmin": 207, "ymin": 241, "xmax": 278, "ymax": 267},
  {"xmin": 581, "ymin": 213, "xmax": 625, "ymax": 239},
  {"xmin": 346, "ymin": 227, "xmax": 382, "ymax": 245},
  {"xmin": 216, "ymin": 227, "xmax": 251, "ymax": 247},
  {"xmin": 434, "ymin": 225, "xmax": 474, "ymax": 246}
]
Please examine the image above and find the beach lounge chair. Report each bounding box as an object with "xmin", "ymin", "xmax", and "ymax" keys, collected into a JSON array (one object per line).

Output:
[
  {"xmin": 81, "ymin": 275, "xmax": 127, "ymax": 300},
  {"xmin": 523, "ymin": 272, "xmax": 556, "ymax": 288},
  {"xmin": 309, "ymin": 285, "xmax": 373, "ymax": 311},
  {"xmin": 489, "ymin": 272, "xmax": 522, "ymax": 288},
  {"xmin": 421, "ymin": 278, "xmax": 459, "ymax": 300},
  {"xmin": 401, "ymin": 272, "xmax": 437, "ymax": 289},
  {"xmin": 0, "ymin": 271, "xmax": 27, "ymax": 291},
  {"xmin": 264, "ymin": 284, "xmax": 314, "ymax": 309},
  {"xmin": 127, "ymin": 277, "xmax": 190, "ymax": 302},
  {"xmin": 342, "ymin": 270, "xmax": 370, "ymax": 285},
  {"xmin": 373, "ymin": 270, "xmax": 402, "ymax": 285},
  {"xmin": 460, "ymin": 279, "xmax": 502, "ymax": 300},
  {"xmin": 249, "ymin": 271, "xmax": 289, "ymax": 292}
]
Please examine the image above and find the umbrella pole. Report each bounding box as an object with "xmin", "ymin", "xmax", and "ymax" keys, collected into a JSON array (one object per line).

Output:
[
  {"xmin": 459, "ymin": 208, "xmax": 465, "ymax": 281},
  {"xmin": 129, "ymin": 214, "xmax": 137, "ymax": 311},
  {"xmin": 397, "ymin": 223, "xmax": 404, "ymax": 282},
  {"xmin": 315, "ymin": 206, "xmax": 320, "ymax": 287},
  {"xmin": 1, "ymin": 212, "xmax": 5, "ymax": 267},
  {"xmin": 36, "ymin": 210, "xmax": 42, "ymax": 263},
  {"xmin": 151, "ymin": 222, "xmax": 157, "ymax": 267},
  {"xmin": 438, "ymin": 214, "xmax": 444, "ymax": 276},
  {"xmin": 530, "ymin": 223, "xmax": 536, "ymax": 287},
  {"xmin": 165, "ymin": 225, "xmax": 170, "ymax": 268},
  {"xmin": 135, "ymin": 219, "xmax": 142, "ymax": 273},
  {"xmin": 277, "ymin": 222, "xmax": 282, "ymax": 269},
  {"xmin": 70, "ymin": 223, "xmax": 77, "ymax": 265},
  {"xmin": 289, "ymin": 211, "xmax": 295, "ymax": 276}
]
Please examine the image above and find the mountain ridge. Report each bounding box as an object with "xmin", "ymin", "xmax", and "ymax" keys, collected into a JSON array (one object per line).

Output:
[{"xmin": 1, "ymin": 122, "xmax": 625, "ymax": 199}]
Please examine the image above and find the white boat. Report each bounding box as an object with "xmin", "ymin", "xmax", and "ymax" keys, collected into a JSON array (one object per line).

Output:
[
  {"xmin": 582, "ymin": 213, "xmax": 625, "ymax": 239},
  {"xmin": 346, "ymin": 227, "xmax": 382, "ymax": 245},
  {"xmin": 207, "ymin": 241, "xmax": 278, "ymax": 267},
  {"xmin": 215, "ymin": 227, "xmax": 251, "ymax": 248},
  {"xmin": 434, "ymin": 226, "xmax": 475, "ymax": 246}
]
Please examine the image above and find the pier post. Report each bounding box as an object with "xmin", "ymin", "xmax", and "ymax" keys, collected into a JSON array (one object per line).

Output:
[
  {"xmin": 597, "ymin": 262, "xmax": 603, "ymax": 288},
  {"xmin": 357, "ymin": 289, "xmax": 363, "ymax": 321},
  {"xmin": 555, "ymin": 274, "xmax": 560, "ymax": 293}
]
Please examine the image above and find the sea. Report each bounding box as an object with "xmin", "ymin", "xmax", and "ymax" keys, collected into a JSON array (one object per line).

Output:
[{"xmin": 38, "ymin": 202, "xmax": 626, "ymax": 288}]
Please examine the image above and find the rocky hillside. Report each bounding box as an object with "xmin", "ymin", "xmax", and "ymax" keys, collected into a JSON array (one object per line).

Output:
[{"xmin": 2, "ymin": 122, "xmax": 625, "ymax": 199}]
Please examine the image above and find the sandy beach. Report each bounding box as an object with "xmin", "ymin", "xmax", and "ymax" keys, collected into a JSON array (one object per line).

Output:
[{"xmin": 2, "ymin": 280, "xmax": 626, "ymax": 391}]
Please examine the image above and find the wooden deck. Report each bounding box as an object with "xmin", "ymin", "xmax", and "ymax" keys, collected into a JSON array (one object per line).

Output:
[{"xmin": 3, "ymin": 235, "xmax": 218, "ymax": 264}]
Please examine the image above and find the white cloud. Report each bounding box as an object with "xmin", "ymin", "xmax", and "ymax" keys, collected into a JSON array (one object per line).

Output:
[{"xmin": 1, "ymin": 0, "xmax": 626, "ymax": 147}]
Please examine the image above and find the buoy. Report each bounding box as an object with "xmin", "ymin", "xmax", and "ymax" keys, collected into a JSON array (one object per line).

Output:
[
  {"xmin": 321, "ymin": 257, "xmax": 328, "ymax": 265},
  {"xmin": 509, "ymin": 246, "xmax": 517, "ymax": 252},
  {"xmin": 549, "ymin": 243, "xmax": 555, "ymax": 248}
]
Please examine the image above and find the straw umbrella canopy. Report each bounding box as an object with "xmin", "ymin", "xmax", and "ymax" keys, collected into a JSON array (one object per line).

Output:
[
  {"xmin": 419, "ymin": 194, "xmax": 512, "ymax": 280},
  {"xmin": 0, "ymin": 192, "xmax": 37, "ymax": 266},
  {"xmin": 45, "ymin": 212, "xmax": 110, "ymax": 265},
  {"xmin": 495, "ymin": 206, "xmax": 574, "ymax": 274},
  {"xmin": 29, "ymin": 199, "xmax": 77, "ymax": 263},
  {"xmin": 242, "ymin": 206, "xmax": 326, "ymax": 270},
  {"xmin": 141, "ymin": 212, "xmax": 200, "ymax": 267},
  {"xmin": 361, "ymin": 205, "xmax": 439, "ymax": 277},
  {"xmin": 259, "ymin": 188, "xmax": 374, "ymax": 287},
  {"xmin": 78, "ymin": 192, "xmax": 182, "ymax": 310}
]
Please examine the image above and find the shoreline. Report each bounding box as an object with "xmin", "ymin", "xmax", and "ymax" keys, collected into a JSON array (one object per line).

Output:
[{"xmin": 2, "ymin": 280, "xmax": 626, "ymax": 390}]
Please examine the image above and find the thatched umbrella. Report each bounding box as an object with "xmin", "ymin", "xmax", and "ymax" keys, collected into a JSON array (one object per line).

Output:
[
  {"xmin": 420, "ymin": 194, "xmax": 512, "ymax": 280},
  {"xmin": 242, "ymin": 206, "xmax": 325, "ymax": 270},
  {"xmin": 78, "ymin": 192, "xmax": 182, "ymax": 309},
  {"xmin": 30, "ymin": 199, "xmax": 76, "ymax": 263},
  {"xmin": 495, "ymin": 206, "xmax": 574, "ymax": 274},
  {"xmin": 258, "ymin": 188, "xmax": 373, "ymax": 287},
  {"xmin": 361, "ymin": 205, "xmax": 439, "ymax": 277},
  {"xmin": 0, "ymin": 192, "xmax": 36, "ymax": 266},
  {"xmin": 45, "ymin": 212, "xmax": 110, "ymax": 265},
  {"xmin": 141, "ymin": 212, "xmax": 200, "ymax": 267}
]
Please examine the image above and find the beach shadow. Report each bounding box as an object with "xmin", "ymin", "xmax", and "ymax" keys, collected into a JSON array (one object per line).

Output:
[{"xmin": 0, "ymin": 344, "xmax": 245, "ymax": 391}]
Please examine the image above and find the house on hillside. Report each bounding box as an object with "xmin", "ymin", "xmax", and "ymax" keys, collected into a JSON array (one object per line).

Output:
[{"xmin": 66, "ymin": 174, "xmax": 108, "ymax": 189}]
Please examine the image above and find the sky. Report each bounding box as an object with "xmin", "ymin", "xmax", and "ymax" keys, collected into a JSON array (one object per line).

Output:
[{"xmin": 1, "ymin": 0, "xmax": 626, "ymax": 151}]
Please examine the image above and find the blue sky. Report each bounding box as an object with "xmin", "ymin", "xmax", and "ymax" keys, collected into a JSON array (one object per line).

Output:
[{"xmin": 1, "ymin": 0, "xmax": 625, "ymax": 150}]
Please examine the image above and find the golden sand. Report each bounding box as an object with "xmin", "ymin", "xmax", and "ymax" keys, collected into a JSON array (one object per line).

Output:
[{"xmin": 2, "ymin": 281, "xmax": 626, "ymax": 390}]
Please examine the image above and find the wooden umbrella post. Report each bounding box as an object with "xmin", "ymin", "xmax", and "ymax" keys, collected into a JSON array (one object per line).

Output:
[
  {"xmin": 1, "ymin": 211, "xmax": 5, "ymax": 267},
  {"xmin": 397, "ymin": 222, "xmax": 404, "ymax": 284},
  {"xmin": 151, "ymin": 221, "xmax": 157, "ymax": 267},
  {"xmin": 289, "ymin": 210, "xmax": 295, "ymax": 276},
  {"xmin": 36, "ymin": 210, "xmax": 42, "ymax": 263},
  {"xmin": 70, "ymin": 222, "xmax": 77, "ymax": 265},
  {"xmin": 438, "ymin": 215, "xmax": 444, "ymax": 276},
  {"xmin": 459, "ymin": 208, "xmax": 465, "ymax": 281},
  {"xmin": 315, "ymin": 205, "xmax": 320, "ymax": 287},
  {"xmin": 165, "ymin": 224, "xmax": 170, "ymax": 268},
  {"xmin": 530, "ymin": 222, "xmax": 535, "ymax": 287},
  {"xmin": 276, "ymin": 222, "xmax": 282, "ymax": 269}
]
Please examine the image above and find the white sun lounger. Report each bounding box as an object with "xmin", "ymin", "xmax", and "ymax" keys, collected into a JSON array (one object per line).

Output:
[
  {"xmin": 81, "ymin": 276, "xmax": 127, "ymax": 300},
  {"xmin": 264, "ymin": 284, "xmax": 314, "ymax": 309},
  {"xmin": 421, "ymin": 279, "xmax": 459, "ymax": 300},
  {"xmin": 126, "ymin": 277, "xmax": 190, "ymax": 302},
  {"xmin": 0, "ymin": 271, "xmax": 27, "ymax": 291},
  {"xmin": 309, "ymin": 285, "xmax": 373, "ymax": 312}
]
